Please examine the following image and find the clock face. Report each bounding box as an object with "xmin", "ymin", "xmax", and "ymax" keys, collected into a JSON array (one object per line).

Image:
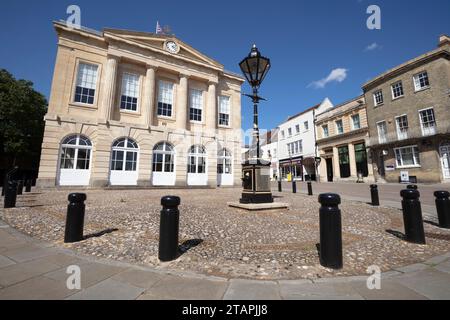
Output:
[{"xmin": 165, "ymin": 41, "xmax": 179, "ymax": 53}]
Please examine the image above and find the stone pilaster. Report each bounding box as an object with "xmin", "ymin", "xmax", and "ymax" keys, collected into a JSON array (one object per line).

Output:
[
  {"xmin": 348, "ymin": 143, "xmax": 357, "ymax": 177},
  {"xmin": 100, "ymin": 55, "xmax": 118, "ymax": 121},
  {"xmin": 207, "ymin": 81, "xmax": 217, "ymax": 130},
  {"xmin": 176, "ymin": 74, "xmax": 189, "ymax": 130},
  {"xmin": 142, "ymin": 65, "xmax": 157, "ymax": 127},
  {"xmin": 333, "ymin": 146, "xmax": 341, "ymax": 180}
]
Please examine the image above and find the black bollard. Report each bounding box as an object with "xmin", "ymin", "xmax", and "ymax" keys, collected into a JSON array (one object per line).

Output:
[
  {"xmin": 25, "ymin": 180, "xmax": 32, "ymax": 193},
  {"xmin": 318, "ymin": 193, "xmax": 343, "ymax": 269},
  {"xmin": 434, "ymin": 191, "xmax": 450, "ymax": 229},
  {"xmin": 64, "ymin": 193, "xmax": 87, "ymax": 243},
  {"xmin": 400, "ymin": 189, "xmax": 426, "ymax": 244},
  {"xmin": 370, "ymin": 185, "xmax": 380, "ymax": 206},
  {"xmin": 17, "ymin": 180, "xmax": 24, "ymax": 195},
  {"xmin": 159, "ymin": 196, "xmax": 180, "ymax": 262},
  {"xmin": 4, "ymin": 181, "xmax": 18, "ymax": 209},
  {"xmin": 308, "ymin": 181, "xmax": 313, "ymax": 196},
  {"xmin": 278, "ymin": 181, "xmax": 282, "ymax": 192},
  {"xmin": 407, "ymin": 185, "xmax": 418, "ymax": 190},
  {"xmin": 292, "ymin": 180, "xmax": 297, "ymax": 194}
]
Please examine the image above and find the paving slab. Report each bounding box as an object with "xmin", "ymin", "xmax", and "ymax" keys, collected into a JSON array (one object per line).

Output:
[
  {"xmin": 2, "ymin": 245, "xmax": 55, "ymax": 263},
  {"xmin": 67, "ymin": 278, "xmax": 144, "ymax": 300},
  {"xmin": 393, "ymin": 263, "xmax": 430, "ymax": 273},
  {"xmin": 112, "ymin": 268, "xmax": 163, "ymax": 289},
  {"xmin": 278, "ymin": 281, "xmax": 363, "ymax": 300},
  {"xmin": 43, "ymin": 261, "xmax": 125, "ymax": 290},
  {"xmin": 0, "ymin": 275, "xmax": 76, "ymax": 300},
  {"xmin": 139, "ymin": 275, "xmax": 228, "ymax": 300},
  {"xmin": 424, "ymin": 255, "xmax": 449, "ymax": 266},
  {"xmin": 394, "ymin": 269, "xmax": 450, "ymax": 300},
  {"xmin": 0, "ymin": 258, "xmax": 61, "ymax": 287},
  {"xmin": 434, "ymin": 260, "xmax": 450, "ymax": 275},
  {"xmin": 349, "ymin": 280, "xmax": 428, "ymax": 300},
  {"xmin": 0, "ymin": 255, "xmax": 16, "ymax": 269},
  {"xmin": 0, "ymin": 230, "xmax": 28, "ymax": 249},
  {"xmin": 223, "ymin": 280, "xmax": 281, "ymax": 300}
]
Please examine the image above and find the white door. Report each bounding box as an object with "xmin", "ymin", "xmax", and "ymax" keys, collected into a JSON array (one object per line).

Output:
[
  {"xmin": 187, "ymin": 145, "xmax": 208, "ymax": 186},
  {"xmin": 109, "ymin": 138, "xmax": 139, "ymax": 186},
  {"xmin": 152, "ymin": 142, "xmax": 176, "ymax": 186},
  {"xmin": 217, "ymin": 148, "xmax": 234, "ymax": 186},
  {"xmin": 58, "ymin": 135, "xmax": 92, "ymax": 186},
  {"xmin": 440, "ymin": 144, "xmax": 450, "ymax": 180}
]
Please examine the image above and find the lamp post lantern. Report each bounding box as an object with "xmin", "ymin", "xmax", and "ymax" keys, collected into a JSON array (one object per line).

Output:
[{"xmin": 239, "ymin": 45, "xmax": 274, "ymax": 204}]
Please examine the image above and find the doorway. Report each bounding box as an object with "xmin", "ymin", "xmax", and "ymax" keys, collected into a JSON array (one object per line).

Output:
[
  {"xmin": 326, "ymin": 158, "xmax": 333, "ymax": 182},
  {"xmin": 440, "ymin": 143, "xmax": 450, "ymax": 180}
]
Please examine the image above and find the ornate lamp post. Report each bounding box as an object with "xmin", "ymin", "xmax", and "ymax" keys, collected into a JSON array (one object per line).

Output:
[{"xmin": 239, "ymin": 45, "xmax": 273, "ymax": 204}]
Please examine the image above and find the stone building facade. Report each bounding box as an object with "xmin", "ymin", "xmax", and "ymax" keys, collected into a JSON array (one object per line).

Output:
[
  {"xmin": 277, "ymin": 98, "xmax": 333, "ymax": 181},
  {"xmin": 316, "ymin": 96, "xmax": 374, "ymax": 183},
  {"xmin": 37, "ymin": 22, "xmax": 244, "ymax": 188},
  {"xmin": 363, "ymin": 35, "xmax": 450, "ymax": 184}
]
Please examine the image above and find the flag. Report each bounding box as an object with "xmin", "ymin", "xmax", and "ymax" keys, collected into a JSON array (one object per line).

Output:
[{"xmin": 156, "ymin": 21, "xmax": 162, "ymax": 34}]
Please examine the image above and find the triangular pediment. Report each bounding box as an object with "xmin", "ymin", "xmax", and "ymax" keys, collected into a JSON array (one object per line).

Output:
[{"xmin": 104, "ymin": 28, "xmax": 223, "ymax": 69}]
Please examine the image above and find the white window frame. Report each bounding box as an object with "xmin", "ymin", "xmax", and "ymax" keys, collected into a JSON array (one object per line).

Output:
[
  {"xmin": 74, "ymin": 62, "xmax": 99, "ymax": 106},
  {"xmin": 377, "ymin": 121, "xmax": 388, "ymax": 144},
  {"xmin": 419, "ymin": 107, "xmax": 437, "ymax": 137},
  {"xmin": 281, "ymin": 130, "xmax": 285, "ymax": 140},
  {"xmin": 351, "ymin": 114, "xmax": 361, "ymax": 130},
  {"xmin": 189, "ymin": 89, "xmax": 204, "ymax": 123},
  {"xmin": 304, "ymin": 121, "xmax": 309, "ymax": 132},
  {"xmin": 394, "ymin": 145, "xmax": 421, "ymax": 168},
  {"xmin": 295, "ymin": 124, "xmax": 300, "ymax": 134},
  {"xmin": 288, "ymin": 128, "xmax": 292, "ymax": 137},
  {"xmin": 322, "ymin": 125, "xmax": 329, "ymax": 138},
  {"xmin": 157, "ymin": 80, "xmax": 174, "ymax": 118},
  {"xmin": 336, "ymin": 120, "xmax": 344, "ymax": 135},
  {"xmin": 395, "ymin": 115, "xmax": 409, "ymax": 140},
  {"xmin": 120, "ymin": 73, "xmax": 140, "ymax": 113},
  {"xmin": 391, "ymin": 81, "xmax": 404, "ymax": 100},
  {"xmin": 413, "ymin": 71, "xmax": 430, "ymax": 92},
  {"xmin": 373, "ymin": 90, "xmax": 384, "ymax": 107},
  {"xmin": 218, "ymin": 95, "xmax": 231, "ymax": 127}
]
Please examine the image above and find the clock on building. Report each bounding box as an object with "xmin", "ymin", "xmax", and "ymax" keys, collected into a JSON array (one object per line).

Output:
[{"xmin": 165, "ymin": 41, "xmax": 179, "ymax": 54}]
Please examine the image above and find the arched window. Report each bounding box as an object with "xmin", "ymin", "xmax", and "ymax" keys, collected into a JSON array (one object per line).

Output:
[
  {"xmin": 153, "ymin": 142, "xmax": 175, "ymax": 173},
  {"xmin": 111, "ymin": 138, "xmax": 139, "ymax": 172},
  {"xmin": 217, "ymin": 148, "xmax": 232, "ymax": 174},
  {"xmin": 188, "ymin": 145, "xmax": 206, "ymax": 174},
  {"xmin": 60, "ymin": 135, "xmax": 92, "ymax": 170}
]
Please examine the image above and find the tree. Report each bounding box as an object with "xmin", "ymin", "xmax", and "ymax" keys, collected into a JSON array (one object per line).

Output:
[{"xmin": 0, "ymin": 69, "xmax": 47, "ymax": 171}]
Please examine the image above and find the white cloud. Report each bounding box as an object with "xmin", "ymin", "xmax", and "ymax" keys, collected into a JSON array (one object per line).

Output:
[
  {"xmin": 308, "ymin": 68, "xmax": 348, "ymax": 89},
  {"xmin": 365, "ymin": 42, "xmax": 381, "ymax": 51}
]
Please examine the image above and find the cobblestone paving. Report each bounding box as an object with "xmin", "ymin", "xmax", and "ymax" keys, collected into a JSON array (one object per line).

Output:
[{"xmin": 1, "ymin": 188, "xmax": 450, "ymax": 280}]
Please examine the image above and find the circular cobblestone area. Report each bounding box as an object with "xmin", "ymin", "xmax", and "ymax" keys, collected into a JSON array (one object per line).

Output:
[{"xmin": 2, "ymin": 188, "xmax": 450, "ymax": 280}]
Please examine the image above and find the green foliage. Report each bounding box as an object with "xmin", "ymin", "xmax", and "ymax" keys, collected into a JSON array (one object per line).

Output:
[{"xmin": 0, "ymin": 69, "xmax": 47, "ymax": 165}]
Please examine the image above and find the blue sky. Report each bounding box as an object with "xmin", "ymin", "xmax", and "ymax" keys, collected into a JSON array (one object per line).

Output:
[{"xmin": 1, "ymin": 0, "xmax": 449, "ymax": 131}]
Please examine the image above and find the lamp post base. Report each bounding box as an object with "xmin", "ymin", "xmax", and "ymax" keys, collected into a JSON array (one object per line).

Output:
[
  {"xmin": 240, "ymin": 159, "xmax": 274, "ymax": 204},
  {"xmin": 240, "ymin": 192, "xmax": 274, "ymax": 204}
]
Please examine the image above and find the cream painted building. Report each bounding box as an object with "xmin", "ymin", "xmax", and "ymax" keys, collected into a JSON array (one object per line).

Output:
[
  {"xmin": 316, "ymin": 96, "xmax": 374, "ymax": 183},
  {"xmin": 37, "ymin": 22, "xmax": 244, "ymax": 188}
]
